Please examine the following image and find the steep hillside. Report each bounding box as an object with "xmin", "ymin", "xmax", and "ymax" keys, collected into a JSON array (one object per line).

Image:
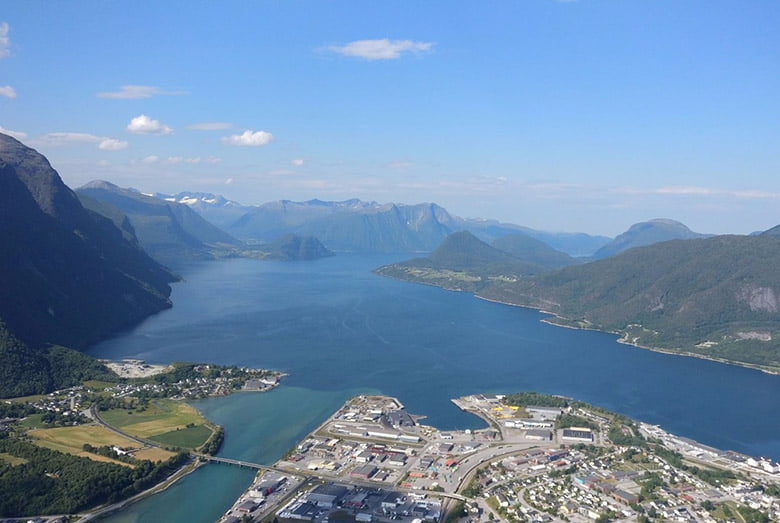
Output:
[
  {"xmin": 78, "ymin": 180, "xmax": 242, "ymax": 264},
  {"xmin": 491, "ymin": 232, "xmax": 579, "ymax": 268},
  {"xmin": 482, "ymin": 235, "xmax": 780, "ymax": 370},
  {"xmin": 761, "ymin": 224, "xmax": 780, "ymax": 237},
  {"xmin": 0, "ymin": 133, "xmax": 174, "ymax": 360},
  {"xmin": 593, "ymin": 218, "xmax": 708, "ymax": 259}
]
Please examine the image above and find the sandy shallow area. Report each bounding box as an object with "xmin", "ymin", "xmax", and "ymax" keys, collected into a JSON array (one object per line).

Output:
[{"xmin": 104, "ymin": 359, "xmax": 172, "ymax": 378}]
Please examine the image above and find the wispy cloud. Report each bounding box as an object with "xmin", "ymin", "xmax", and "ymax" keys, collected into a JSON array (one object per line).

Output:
[
  {"xmin": 140, "ymin": 155, "xmax": 220, "ymax": 165},
  {"xmin": 221, "ymin": 129, "xmax": 273, "ymax": 146},
  {"xmin": 651, "ymin": 185, "xmax": 780, "ymax": 200},
  {"xmin": 0, "ymin": 85, "xmax": 16, "ymax": 99},
  {"xmin": 167, "ymin": 156, "xmax": 221, "ymax": 164},
  {"xmin": 186, "ymin": 122, "xmax": 233, "ymax": 130},
  {"xmin": 126, "ymin": 114, "xmax": 173, "ymax": 135},
  {"xmin": 328, "ymin": 39, "xmax": 433, "ymax": 60},
  {"xmin": 34, "ymin": 132, "xmax": 129, "ymax": 150},
  {"xmin": 0, "ymin": 125, "xmax": 27, "ymax": 139},
  {"xmin": 97, "ymin": 85, "xmax": 187, "ymax": 99},
  {"xmin": 0, "ymin": 22, "xmax": 10, "ymax": 58}
]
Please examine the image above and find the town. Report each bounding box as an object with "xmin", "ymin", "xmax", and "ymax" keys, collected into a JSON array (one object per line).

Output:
[{"xmin": 220, "ymin": 393, "xmax": 780, "ymax": 523}]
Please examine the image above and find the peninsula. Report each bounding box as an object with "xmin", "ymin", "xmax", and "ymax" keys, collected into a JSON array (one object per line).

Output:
[{"xmin": 0, "ymin": 361, "xmax": 283, "ymax": 519}]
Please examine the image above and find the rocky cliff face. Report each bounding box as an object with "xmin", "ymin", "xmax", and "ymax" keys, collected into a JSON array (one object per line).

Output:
[{"xmin": 0, "ymin": 133, "xmax": 175, "ymax": 350}]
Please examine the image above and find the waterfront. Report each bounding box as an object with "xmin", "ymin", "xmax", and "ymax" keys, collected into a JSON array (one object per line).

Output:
[{"xmin": 87, "ymin": 255, "xmax": 780, "ymax": 521}]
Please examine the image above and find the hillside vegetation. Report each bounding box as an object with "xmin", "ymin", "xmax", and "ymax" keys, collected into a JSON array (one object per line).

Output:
[{"xmin": 379, "ymin": 232, "xmax": 780, "ymax": 371}]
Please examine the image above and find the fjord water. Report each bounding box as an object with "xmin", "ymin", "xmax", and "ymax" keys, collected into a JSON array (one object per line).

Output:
[{"xmin": 89, "ymin": 255, "xmax": 780, "ymax": 522}]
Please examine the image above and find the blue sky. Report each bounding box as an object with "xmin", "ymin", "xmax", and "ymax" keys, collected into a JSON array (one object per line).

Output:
[{"xmin": 1, "ymin": 1, "xmax": 779, "ymax": 236}]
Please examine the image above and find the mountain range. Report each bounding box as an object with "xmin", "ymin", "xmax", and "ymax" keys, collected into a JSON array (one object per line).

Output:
[
  {"xmin": 0, "ymin": 133, "xmax": 175, "ymax": 396},
  {"xmin": 162, "ymin": 192, "xmax": 612, "ymax": 256},
  {"xmin": 78, "ymin": 182, "xmax": 333, "ymax": 265},
  {"xmin": 77, "ymin": 181, "xmax": 243, "ymax": 264}
]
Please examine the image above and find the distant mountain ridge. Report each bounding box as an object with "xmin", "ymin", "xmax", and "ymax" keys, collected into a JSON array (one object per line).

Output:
[
  {"xmin": 77, "ymin": 180, "xmax": 243, "ymax": 265},
  {"xmin": 164, "ymin": 192, "xmax": 611, "ymax": 256},
  {"xmin": 375, "ymin": 231, "xmax": 565, "ymax": 292},
  {"xmin": 593, "ymin": 218, "xmax": 709, "ymax": 259},
  {"xmin": 156, "ymin": 191, "xmax": 252, "ymax": 229},
  {"xmin": 491, "ymin": 233, "xmax": 579, "ymax": 269}
]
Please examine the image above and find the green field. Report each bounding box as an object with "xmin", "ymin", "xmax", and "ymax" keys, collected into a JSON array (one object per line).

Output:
[
  {"xmin": 100, "ymin": 399, "xmax": 206, "ymax": 439},
  {"xmin": 17, "ymin": 413, "xmax": 48, "ymax": 429},
  {"xmin": 28, "ymin": 424, "xmax": 138, "ymax": 466},
  {"xmin": 83, "ymin": 380, "xmax": 117, "ymax": 390},
  {"xmin": 149, "ymin": 424, "xmax": 213, "ymax": 449}
]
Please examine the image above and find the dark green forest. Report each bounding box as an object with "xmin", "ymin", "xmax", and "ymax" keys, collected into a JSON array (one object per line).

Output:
[{"xmin": 0, "ymin": 436, "xmax": 189, "ymax": 516}]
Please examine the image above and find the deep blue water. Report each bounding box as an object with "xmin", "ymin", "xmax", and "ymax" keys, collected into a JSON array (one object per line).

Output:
[{"xmin": 89, "ymin": 255, "xmax": 780, "ymax": 522}]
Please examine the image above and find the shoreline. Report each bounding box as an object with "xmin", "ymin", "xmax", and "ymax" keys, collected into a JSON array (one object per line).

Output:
[
  {"xmin": 79, "ymin": 458, "xmax": 206, "ymax": 522},
  {"xmin": 219, "ymin": 392, "xmax": 780, "ymax": 523},
  {"xmin": 473, "ymin": 293, "xmax": 780, "ymax": 376}
]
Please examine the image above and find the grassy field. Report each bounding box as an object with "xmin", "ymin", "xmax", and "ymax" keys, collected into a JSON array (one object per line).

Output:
[
  {"xmin": 149, "ymin": 424, "xmax": 213, "ymax": 449},
  {"xmin": 17, "ymin": 413, "xmax": 48, "ymax": 430},
  {"xmin": 100, "ymin": 399, "xmax": 206, "ymax": 439},
  {"xmin": 28, "ymin": 424, "xmax": 138, "ymax": 466},
  {"xmin": 7, "ymin": 393, "xmax": 47, "ymax": 403},
  {"xmin": 0, "ymin": 452, "xmax": 29, "ymax": 466},
  {"xmin": 134, "ymin": 447, "xmax": 177, "ymax": 462},
  {"xmin": 83, "ymin": 380, "xmax": 117, "ymax": 390}
]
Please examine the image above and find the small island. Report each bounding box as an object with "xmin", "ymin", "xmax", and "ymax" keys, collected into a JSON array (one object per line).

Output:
[
  {"xmin": 0, "ymin": 361, "xmax": 283, "ymax": 519},
  {"xmin": 219, "ymin": 393, "xmax": 780, "ymax": 523}
]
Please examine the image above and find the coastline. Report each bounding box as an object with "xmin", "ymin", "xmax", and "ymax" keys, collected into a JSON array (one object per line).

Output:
[
  {"xmin": 79, "ymin": 458, "xmax": 206, "ymax": 522},
  {"xmin": 472, "ymin": 293, "xmax": 780, "ymax": 376},
  {"xmin": 218, "ymin": 392, "xmax": 780, "ymax": 523}
]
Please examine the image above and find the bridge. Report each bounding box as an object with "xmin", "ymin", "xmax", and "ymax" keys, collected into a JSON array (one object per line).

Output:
[{"xmin": 191, "ymin": 453, "xmax": 290, "ymax": 474}]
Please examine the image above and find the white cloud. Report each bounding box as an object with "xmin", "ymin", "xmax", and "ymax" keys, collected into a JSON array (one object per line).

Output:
[
  {"xmin": 291, "ymin": 158, "xmax": 305, "ymax": 166},
  {"xmin": 0, "ymin": 22, "xmax": 10, "ymax": 59},
  {"xmin": 126, "ymin": 114, "xmax": 173, "ymax": 135},
  {"xmin": 225, "ymin": 177, "xmax": 234, "ymax": 185},
  {"xmin": 655, "ymin": 185, "xmax": 714, "ymax": 196},
  {"xmin": 36, "ymin": 132, "xmax": 128, "ymax": 150},
  {"xmin": 98, "ymin": 138, "xmax": 129, "ymax": 150},
  {"xmin": 0, "ymin": 125, "xmax": 27, "ymax": 139},
  {"xmin": 166, "ymin": 156, "xmax": 221, "ymax": 164},
  {"xmin": 329, "ymin": 39, "xmax": 433, "ymax": 60},
  {"xmin": 97, "ymin": 85, "xmax": 187, "ymax": 99},
  {"xmin": 140, "ymin": 154, "xmax": 220, "ymax": 165},
  {"xmin": 186, "ymin": 122, "xmax": 233, "ymax": 130},
  {"xmin": 0, "ymin": 85, "xmax": 16, "ymax": 98},
  {"xmin": 221, "ymin": 129, "xmax": 273, "ymax": 146}
]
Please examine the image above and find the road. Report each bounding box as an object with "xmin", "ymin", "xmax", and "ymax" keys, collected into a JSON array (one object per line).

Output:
[{"xmin": 89, "ymin": 405, "xmax": 154, "ymax": 447}]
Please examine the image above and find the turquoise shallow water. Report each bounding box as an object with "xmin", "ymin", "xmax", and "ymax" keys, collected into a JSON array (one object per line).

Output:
[{"xmin": 89, "ymin": 255, "xmax": 780, "ymax": 522}]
